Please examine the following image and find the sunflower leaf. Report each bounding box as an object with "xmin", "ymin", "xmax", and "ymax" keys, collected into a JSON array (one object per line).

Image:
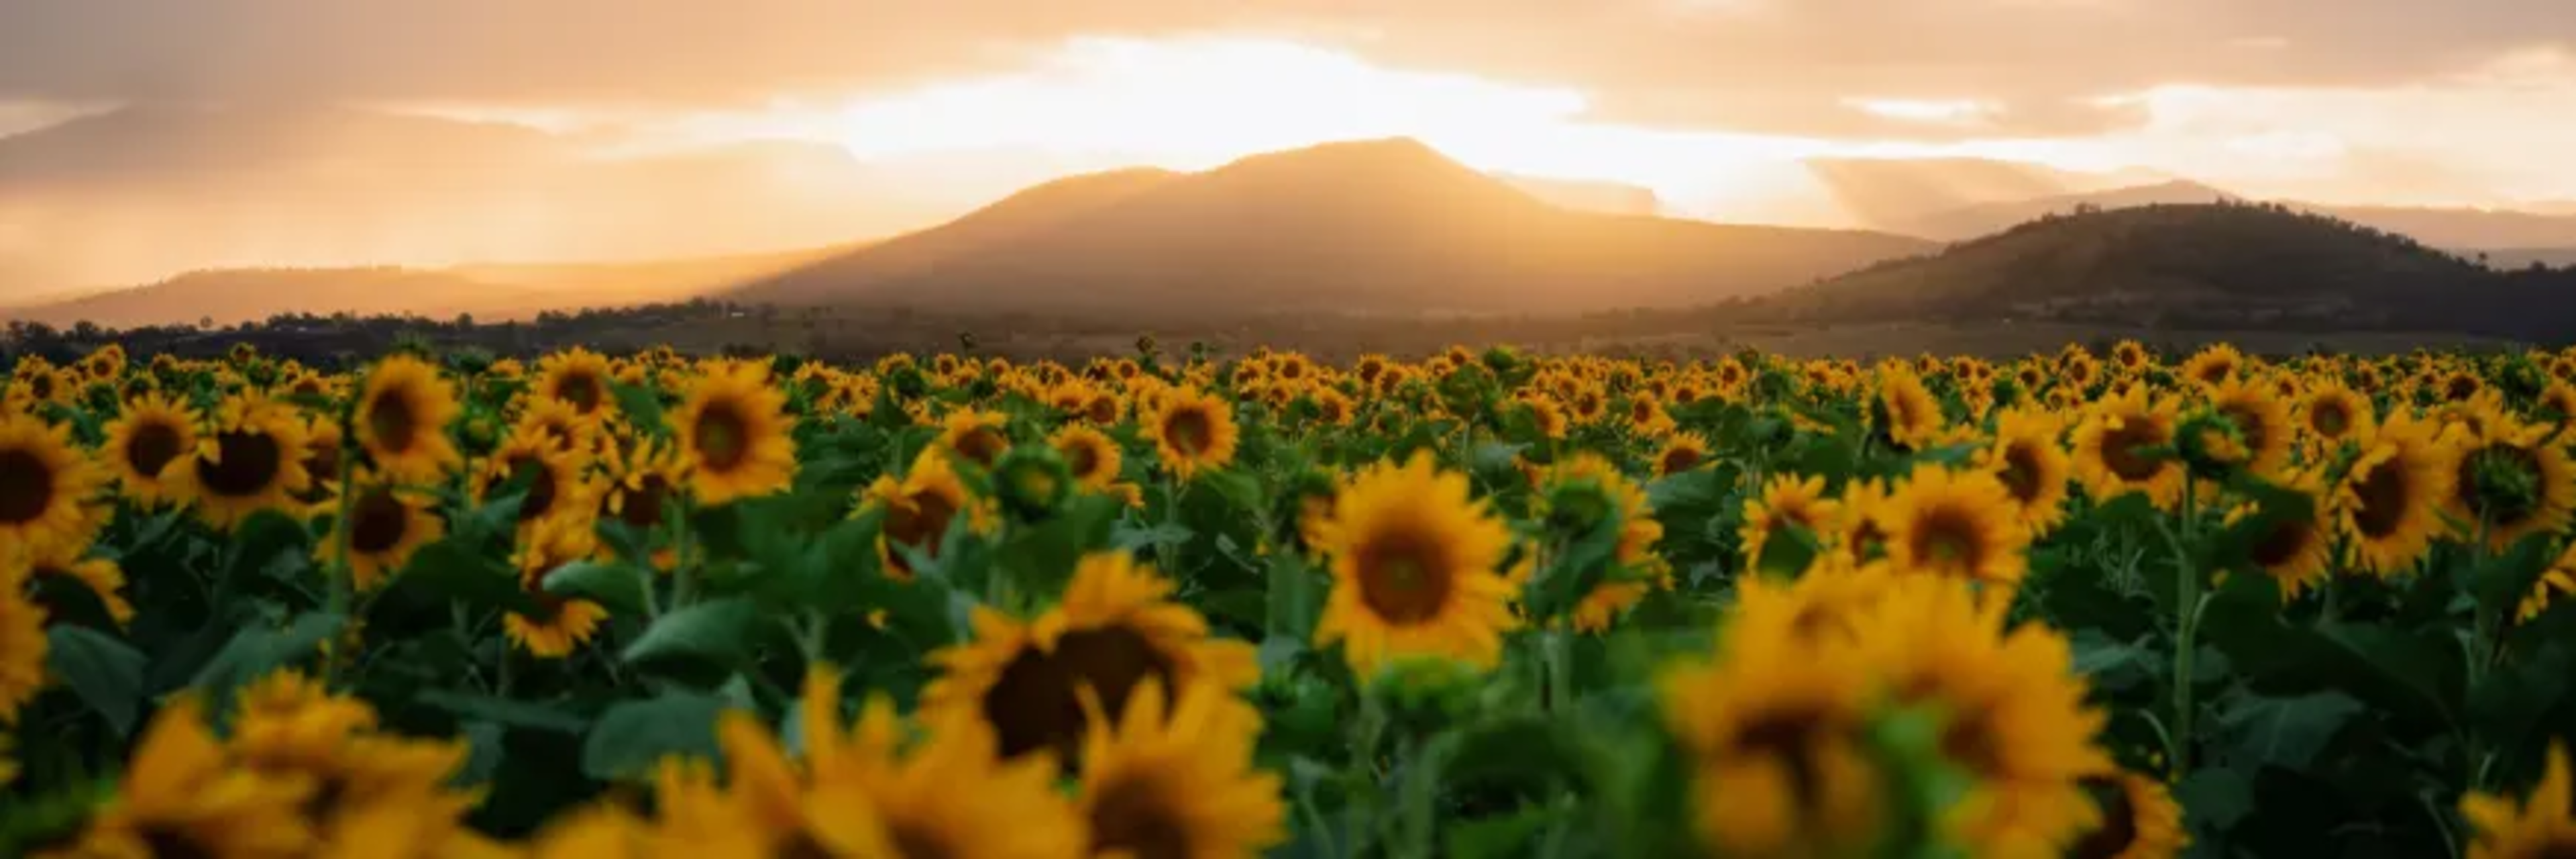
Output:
[
  {"xmin": 45, "ymin": 625, "xmax": 146, "ymax": 736},
  {"xmin": 188, "ymin": 611, "xmax": 345, "ymax": 705},
  {"xmin": 394, "ymin": 539, "xmax": 542, "ymax": 616},
  {"xmin": 610, "ymin": 381, "xmax": 666, "ymax": 437},
  {"xmin": 543, "ymin": 560, "xmax": 648, "ymax": 615},
  {"xmin": 581, "ymin": 692, "xmax": 727, "ymax": 780},
  {"xmin": 623, "ymin": 597, "xmax": 765, "ymax": 668},
  {"xmin": 2218, "ymin": 690, "xmax": 2363, "ymax": 769}
]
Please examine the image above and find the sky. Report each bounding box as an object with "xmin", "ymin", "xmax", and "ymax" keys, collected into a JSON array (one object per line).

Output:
[{"xmin": 1, "ymin": 0, "xmax": 2573, "ymax": 223}]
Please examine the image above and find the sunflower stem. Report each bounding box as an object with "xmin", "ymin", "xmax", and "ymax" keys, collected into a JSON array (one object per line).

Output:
[
  {"xmin": 672, "ymin": 494, "xmax": 700, "ymax": 608},
  {"xmin": 2169, "ymin": 475, "xmax": 2202, "ymax": 778}
]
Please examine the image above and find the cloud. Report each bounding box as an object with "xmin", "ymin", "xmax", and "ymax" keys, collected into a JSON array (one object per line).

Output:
[{"xmin": 0, "ymin": 0, "xmax": 2568, "ymax": 142}]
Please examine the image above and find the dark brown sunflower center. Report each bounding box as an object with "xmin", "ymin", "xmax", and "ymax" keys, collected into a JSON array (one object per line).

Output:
[
  {"xmin": 1066, "ymin": 440, "xmax": 1104, "ymax": 481},
  {"xmin": 348, "ymin": 489, "xmax": 410, "ymax": 554},
  {"xmin": 775, "ymin": 828, "xmax": 837, "ymax": 859},
  {"xmin": 2193, "ymin": 362, "xmax": 2230, "ymax": 385},
  {"xmin": 888, "ymin": 823, "xmax": 959, "ymax": 859},
  {"xmin": 1354, "ymin": 525, "xmax": 1456, "ymax": 624},
  {"xmin": 0, "ymin": 448, "xmax": 56, "ymax": 525},
  {"xmin": 2446, "ymin": 375, "xmax": 2480, "ymax": 401},
  {"xmin": 1998, "ymin": 443, "xmax": 2045, "ymax": 504},
  {"xmin": 140, "ymin": 825, "xmax": 217, "ymax": 859},
  {"xmin": 1088, "ymin": 775, "xmax": 1194, "ymax": 859},
  {"xmin": 2249, "ymin": 514, "xmax": 2318, "ymax": 568},
  {"xmin": 1163, "ymin": 409, "xmax": 1215, "ymax": 456},
  {"xmin": 1629, "ymin": 401, "xmax": 1654, "ymax": 423},
  {"xmin": 955, "ymin": 427, "xmax": 1008, "ymax": 467},
  {"xmin": 1735, "ymin": 703, "xmax": 1841, "ymax": 813},
  {"xmin": 2530, "ymin": 838, "xmax": 2576, "ymax": 859},
  {"xmin": 506, "ymin": 457, "xmax": 558, "ymax": 523},
  {"xmin": 694, "ymin": 405, "xmax": 751, "ymax": 472},
  {"xmin": 1660, "ymin": 446, "xmax": 1702, "ymax": 476},
  {"xmin": 200, "ymin": 430, "xmax": 285, "ymax": 497},
  {"xmin": 125, "ymin": 421, "xmax": 185, "ymax": 479},
  {"xmin": 365, "ymin": 389, "xmax": 418, "ymax": 452},
  {"xmin": 1934, "ymin": 703, "xmax": 2007, "ymax": 777},
  {"xmin": 2068, "ymin": 776, "xmax": 2140, "ymax": 859},
  {"xmin": 559, "ymin": 372, "xmax": 604, "ymax": 413},
  {"xmin": 2351, "ymin": 456, "xmax": 2414, "ymax": 538},
  {"xmin": 305, "ymin": 437, "xmax": 341, "ymax": 485},
  {"xmin": 884, "ymin": 489, "xmax": 961, "ymax": 572},
  {"xmin": 981, "ymin": 625, "xmax": 1176, "ymax": 762},
  {"xmin": 2218, "ymin": 404, "xmax": 2270, "ymax": 462},
  {"xmin": 1909, "ymin": 506, "xmax": 1986, "ymax": 573},
  {"xmin": 30, "ymin": 374, "xmax": 54, "ymax": 399},
  {"xmin": 2311, "ymin": 401, "xmax": 2351, "ymax": 437},
  {"xmin": 616, "ymin": 475, "xmax": 670, "ymax": 530},
  {"xmin": 2100, "ymin": 419, "xmax": 2167, "ymax": 482},
  {"xmin": 1086, "ymin": 397, "xmax": 1119, "ymax": 425}
]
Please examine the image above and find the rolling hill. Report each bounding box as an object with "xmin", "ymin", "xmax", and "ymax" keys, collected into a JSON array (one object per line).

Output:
[
  {"xmin": 1898, "ymin": 179, "xmax": 2576, "ymax": 251},
  {"xmin": 1727, "ymin": 201, "xmax": 2576, "ymax": 340},
  {"xmin": 733, "ymin": 138, "xmax": 1935, "ymax": 316}
]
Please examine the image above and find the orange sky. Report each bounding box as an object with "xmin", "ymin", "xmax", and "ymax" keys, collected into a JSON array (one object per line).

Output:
[{"xmin": 1, "ymin": 1, "xmax": 2573, "ymax": 246}]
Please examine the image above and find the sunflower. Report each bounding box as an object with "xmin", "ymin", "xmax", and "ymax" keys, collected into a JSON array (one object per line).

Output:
[
  {"xmin": 1051, "ymin": 423, "xmax": 1124, "ymax": 490},
  {"xmin": 475, "ymin": 427, "xmax": 593, "ymax": 534},
  {"xmin": 503, "ymin": 515, "xmax": 611, "ymax": 658},
  {"xmin": 173, "ymin": 393, "xmax": 314, "ymax": 531},
  {"xmin": 1981, "ymin": 407, "xmax": 2073, "ymax": 537},
  {"xmin": 2460, "ymin": 742, "xmax": 2576, "ymax": 859},
  {"xmin": 2335, "ymin": 411, "xmax": 2459, "ymax": 576},
  {"xmin": 2521, "ymin": 543, "xmax": 2576, "ymax": 622},
  {"xmin": 535, "ymin": 347, "xmax": 618, "ymax": 419},
  {"xmin": 857, "ymin": 448, "xmax": 991, "ymax": 581},
  {"xmin": 598, "ymin": 434, "xmax": 688, "ymax": 568},
  {"xmin": 514, "ymin": 395, "xmax": 605, "ymax": 458},
  {"xmin": 0, "ymin": 566, "xmax": 46, "ymax": 723},
  {"xmin": 695, "ymin": 677, "xmax": 898, "ymax": 857},
  {"xmin": 1312, "ymin": 452, "xmax": 1519, "ymax": 674},
  {"xmin": 15, "ymin": 535, "xmax": 136, "ymax": 628},
  {"xmin": 2299, "ymin": 381, "xmax": 2375, "ymax": 454},
  {"xmin": 1655, "ymin": 432, "xmax": 1710, "ymax": 476},
  {"xmin": 1544, "ymin": 454, "xmax": 1668, "ymax": 632},
  {"xmin": 2445, "ymin": 411, "xmax": 2576, "ymax": 552},
  {"xmin": 672, "ymin": 361, "xmax": 796, "ymax": 505},
  {"xmin": 1660, "ymin": 574, "xmax": 1886, "ymax": 857},
  {"xmin": 1738, "ymin": 474, "xmax": 1840, "ymax": 574},
  {"xmin": 101, "ymin": 392, "xmax": 201, "ymax": 507},
  {"xmin": 938, "ymin": 408, "xmax": 1014, "ymax": 468},
  {"xmin": 55, "ymin": 697, "xmax": 318, "ymax": 858},
  {"xmin": 1876, "ymin": 464, "xmax": 2030, "ymax": 587},
  {"xmin": 0, "ymin": 412, "xmax": 105, "ymax": 558},
  {"xmin": 2180, "ymin": 343, "xmax": 2243, "ymax": 387},
  {"xmin": 2072, "ymin": 386, "xmax": 2186, "ymax": 510},
  {"xmin": 2439, "ymin": 368, "xmax": 2487, "ymax": 403},
  {"xmin": 1872, "ymin": 365, "xmax": 1946, "ymax": 452},
  {"xmin": 922, "ymin": 552, "xmax": 1259, "ymax": 765},
  {"xmin": 1076, "ymin": 680, "xmax": 1286, "ymax": 859},
  {"xmin": 1150, "ymin": 387, "xmax": 1240, "ymax": 479},
  {"xmin": 354, "ymin": 354, "xmax": 463, "ymax": 483},
  {"xmin": 1835, "ymin": 476, "xmax": 1895, "ymax": 560},
  {"xmin": 804, "ymin": 694, "xmax": 1087, "ymax": 859},
  {"xmin": 1514, "ymin": 394, "xmax": 1570, "ymax": 441},
  {"xmin": 2538, "ymin": 383, "xmax": 2576, "ymax": 423},
  {"xmin": 2110, "ymin": 340, "xmax": 2153, "ymax": 374},
  {"xmin": 2068, "ymin": 772, "xmax": 2190, "ymax": 859},
  {"xmin": 2206, "ymin": 376, "xmax": 2295, "ymax": 478},
  {"xmin": 318, "ymin": 476, "xmax": 445, "ymax": 591},
  {"xmin": 1851, "ymin": 575, "xmax": 2112, "ymax": 854},
  {"xmin": 2224, "ymin": 468, "xmax": 2335, "ymax": 599},
  {"xmin": 227, "ymin": 672, "xmax": 482, "ymax": 850}
]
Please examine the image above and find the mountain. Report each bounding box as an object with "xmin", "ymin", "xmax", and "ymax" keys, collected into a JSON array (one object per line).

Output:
[
  {"xmin": 735, "ymin": 138, "xmax": 1935, "ymax": 316},
  {"xmin": 1727, "ymin": 201, "xmax": 2576, "ymax": 340},
  {"xmin": 2483, "ymin": 248, "xmax": 2576, "ymax": 270},
  {"xmin": 2312, "ymin": 205, "xmax": 2576, "ymax": 250},
  {"xmin": 0, "ymin": 103, "xmax": 956, "ymax": 293},
  {"xmin": 1896, "ymin": 181, "xmax": 2241, "ymax": 240},
  {"xmin": 1495, "ymin": 174, "xmax": 1662, "ymax": 216},
  {"xmin": 8, "ymin": 268, "xmax": 539, "ymax": 329}
]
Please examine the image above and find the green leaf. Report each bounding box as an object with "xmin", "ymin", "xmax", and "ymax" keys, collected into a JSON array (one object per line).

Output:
[
  {"xmin": 2174, "ymin": 765, "xmax": 2256, "ymax": 844},
  {"xmin": 189, "ymin": 611, "xmax": 345, "ymax": 702},
  {"xmin": 1444, "ymin": 805, "xmax": 1562, "ymax": 859},
  {"xmin": 623, "ymin": 597, "xmax": 764, "ymax": 666},
  {"xmin": 1112, "ymin": 521, "xmax": 1194, "ymax": 552},
  {"xmin": 610, "ymin": 381, "xmax": 667, "ymax": 434},
  {"xmin": 393, "ymin": 540, "xmax": 541, "ymax": 615},
  {"xmin": 582, "ymin": 693, "xmax": 728, "ymax": 780},
  {"xmin": 417, "ymin": 689, "xmax": 592, "ymax": 734},
  {"xmin": 2219, "ymin": 691, "xmax": 2362, "ymax": 769},
  {"xmin": 1265, "ymin": 554, "xmax": 1323, "ymax": 639},
  {"xmin": 542, "ymin": 560, "xmax": 649, "ymax": 615},
  {"xmin": 46, "ymin": 625, "xmax": 147, "ymax": 735}
]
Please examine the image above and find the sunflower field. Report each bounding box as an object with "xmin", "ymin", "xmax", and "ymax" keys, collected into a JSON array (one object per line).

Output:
[{"xmin": 1, "ymin": 338, "xmax": 2574, "ymax": 858}]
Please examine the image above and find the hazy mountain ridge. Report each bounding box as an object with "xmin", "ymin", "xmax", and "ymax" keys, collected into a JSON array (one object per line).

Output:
[
  {"xmin": 734, "ymin": 138, "xmax": 1935, "ymax": 316},
  {"xmin": 1892, "ymin": 178, "xmax": 2576, "ymax": 251},
  {"xmin": 1730, "ymin": 201, "xmax": 2576, "ymax": 340}
]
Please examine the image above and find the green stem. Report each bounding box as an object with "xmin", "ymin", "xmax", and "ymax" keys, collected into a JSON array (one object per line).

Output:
[
  {"xmin": 672, "ymin": 495, "xmax": 700, "ymax": 607},
  {"xmin": 2169, "ymin": 476, "xmax": 2202, "ymax": 778}
]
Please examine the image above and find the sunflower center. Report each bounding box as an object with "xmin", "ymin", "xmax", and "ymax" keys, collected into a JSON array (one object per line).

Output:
[
  {"xmin": 305, "ymin": 436, "xmax": 341, "ymax": 487},
  {"xmin": 1354, "ymin": 525, "xmax": 1456, "ymax": 624},
  {"xmin": 1164, "ymin": 409, "xmax": 1215, "ymax": 456},
  {"xmin": 504, "ymin": 456, "xmax": 559, "ymax": 524},
  {"xmin": 1934, "ymin": 703, "xmax": 2008, "ymax": 778},
  {"xmin": 2100, "ymin": 419, "xmax": 2167, "ymax": 482},
  {"xmin": 2446, "ymin": 375, "xmax": 2479, "ymax": 401},
  {"xmin": 888, "ymin": 822, "xmax": 959, "ymax": 859},
  {"xmin": 1660, "ymin": 446, "xmax": 1702, "ymax": 475},
  {"xmin": 0, "ymin": 448, "xmax": 58, "ymax": 525},
  {"xmin": 2249, "ymin": 515, "xmax": 2316, "ymax": 568},
  {"xmin": 775, "ymin": 828, "xmax": 838, "ymax": 859},
  {"xmin": 200, "ymin": 430, "xmax": 285, "ymax": 497},
  {"xmin": 140, "ymin": 825, "xmax": 217, "ymax": 859},
  {"xmin": 1066, "ymin": 440, "xmax": 1103, "ymax": 481},
  {"xmin": 366, "ymin": 389, "xmax": 417, "ymax": 452},
  {"xmin": 2351, "ymin": 456, "xmax": 2413, "ymax": 538},
  {"xmin": 955, "ymin": 427, "xmax": 1008, "ymax": 467},
  {"xmin": 349, "ymin": 488, "xmax": 411, "ymax": 554},
  {"xmin": 1735, "ymin": 703, "xmax": 1840, "ymax": 813},
  {"xmin": 2218, "ymin": 404, "xmax": 2270, "ymax": 462},
  {"xmin": 560, "ymin": 372, "xmax": 604, "ymax": 413},
  {"xmin": 2530, "ymin": 837, "xmax": 2576, "ymax": 859},
  {"xmin": 1088, "ymin": 775, "xmax": 1195, "ymax": 859},
  {"xmin": 2312, "ymin": 401, "xmax": 2351, "ymax": 437},
  {"xmin": 1998, "ymin": 443, "xmax": 2045, "ymax": 504},
  {"xmin": 1086, "ymin": 397, "xmax": 1119, "ymax": 425},
  {"xmin": 694, "ymin": 405, "xmax": 751, "ymax": 472},
  {"xmin": 884, "ymin": 489, "xmax": 961, "ymax": 568},
  {"xmin": 2067, "ymin": 776, "xmax": 2139, "ymax": 859},
  {"xmin": 1909, "ymin": 506, "xmax": 1986, "ymax": 574},
  {"xmin": 981, "ymin": 625, "xmax": 1176, "ymax": 762},
  {"xmin": 125, "ymin": 421, "xmax": 186, "ymax": 480},
  {"xmin": 617, "ymin": 475, "xmax": 670, "ymax": 530}
]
